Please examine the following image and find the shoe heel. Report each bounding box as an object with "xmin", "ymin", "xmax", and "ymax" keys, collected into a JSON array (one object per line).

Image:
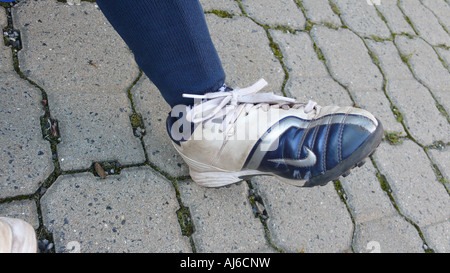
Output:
[{"xmin": 188, "ymin": 168, "xmax": 242, "ymax": 188}]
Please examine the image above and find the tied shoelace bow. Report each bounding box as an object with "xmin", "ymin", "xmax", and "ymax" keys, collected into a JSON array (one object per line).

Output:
[{"xmin": 182, "ymin": 79, "xmax": 318, "ymax": 133}]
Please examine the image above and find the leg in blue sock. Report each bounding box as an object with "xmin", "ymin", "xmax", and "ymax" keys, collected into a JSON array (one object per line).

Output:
[{"xmin": 96, "ymin": 0, "xmax": 225, "ymax": 107}]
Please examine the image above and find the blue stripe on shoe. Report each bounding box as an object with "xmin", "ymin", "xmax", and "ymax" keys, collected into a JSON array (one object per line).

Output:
[{"xmin": 243, "ymin": 114, "xmax": 374, "ymax": 181}]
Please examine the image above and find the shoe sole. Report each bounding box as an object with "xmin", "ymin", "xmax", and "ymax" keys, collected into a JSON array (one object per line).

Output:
[{"xmin": 186, "ymin": 119, "xmax": 383, "ymax": 188}]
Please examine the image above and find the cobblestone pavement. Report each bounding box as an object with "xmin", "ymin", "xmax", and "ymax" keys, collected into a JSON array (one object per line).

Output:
[{"xmin": 0, "ymin": 0, "xmax": 449, "ymax": 253}]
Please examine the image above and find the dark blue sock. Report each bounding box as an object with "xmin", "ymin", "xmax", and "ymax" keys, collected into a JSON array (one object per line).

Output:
[{"xmin": 96, "ymin": 0, "xmax": 226, "ymax": 107}]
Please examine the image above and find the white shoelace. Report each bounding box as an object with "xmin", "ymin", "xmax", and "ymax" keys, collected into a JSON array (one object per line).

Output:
[{"xmin": 182, "ymin": 79, "xmax": 318, "ymax": 133}]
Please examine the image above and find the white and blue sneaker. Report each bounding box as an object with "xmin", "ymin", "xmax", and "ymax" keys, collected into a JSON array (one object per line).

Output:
[{"xmin": 167, "ymin": 79, "xmax": 383, "ymax": 187}]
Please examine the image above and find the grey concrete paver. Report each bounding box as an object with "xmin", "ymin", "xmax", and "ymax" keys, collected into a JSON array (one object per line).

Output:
[
  {"xmin": 310, "ymin": 26, "xmax": 383, "ymax": 91},
  {"xmin": 365, "ymin": 40, "xmax": 413, "ymax": 81},
  {"xmin": 367, "ymin": 38, "xmax": 449, "ymax": 144},
  {"xmin": 340, "ymin": 161, "xmax": 396, "ymax": 223},
  {"xmin": 300, "ymin": 0, "xmax": 341, "ymax": 27},
  {"xmin": 0, "ymin": 200, "xmax": 39, "ymax": 229},
  {"xmin": 436, "ymin": 47, "xmax": 450, "ymax": 68},
  {"xmin": 13, "ymin": 0, "xmax": 145, "ymax": 170},
  {"xmin": 270, "ymin": 30, "xmax": 352, "ymax": 105},
  {"xmin": 330, "ymin": 0, "xmax": 391, "ymax": 38},
  {"xmin": 49, "ymin": 89, "xmax": 146, "ymax": 171},
  {"xmin": 422, "ymin": 221, "xmax": 450, "ymax": 253},
  {"xmin": 420, "ymin": 0, "xmax": 450, "ymax": 32},
  {"xmin": 41, "ymin": 167, "xmax": 191, "ymax": 253},
  {"xmin": 427, "ymin": 147, "xmax": 450, "ymax": 190},
  {"xmin": 395, "ymin": 36, "xmax": 450, "ymax": 112},
  {"xmin": 375, "ymin": 0, "xmax": 415, "ymax": 35},
  {"xmin": 1, "ymin": 0, "xmax": 449, "ymax": 254},
  {"xmin": 373, "ymin": 141, "xmax": 450, "ymax": 228},
  {"xmin": 399, "ymin": 0, "xmax": 450, "ymax": 46},
  {"xmin": 131, "ymin": 76, "xmax": 189, "ymax": 178},
  {"xmin": 386, "ymin": 79, "xmax": 450, "ymax": 145},
  {"xmin": 310, "ymin": 26, "xmax": 402, "ymax": 134},
  {"xmin": 177, "ymin": 180, "xmax": 273, "ymax": 253},
  {"xmin": 285, "ymin": 77, "xmax": 352, "ymax": 106},
  {"xmin": 14, "ymin": 0, "xmax": 139, "ymax": 94},
  {"xmin": 252, "ymin": 176, "xmax": 353, "ymax": 253},
  {"xmin": 0, "ymin": 72, "xmax": 54, "ymax": 199},
  {"xmin": 271, "ymin": 30, "xmax": 329, "ymax": 78},
  {"xmin": 0, "ymin": 6, "xmax": 5, "ymax": 28},
  {"xmin": 199, "ymin": 0, "xmax": 241, "ymax": 15},
  {"xmin": 0, "ymin": 43, "xmax": 13, "ymax": 72},
  {"xmin": 241, "ymin": 0, "xmax": 305, "ymax": 29},
  {"xmin": 339, "ymin": 160, "xmax": 424, "ymax": 253}
]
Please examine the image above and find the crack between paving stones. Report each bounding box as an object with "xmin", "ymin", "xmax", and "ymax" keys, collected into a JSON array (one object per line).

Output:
[
  {"xmin": 332, "ymin": 180, "xmax": 357, "ymax": 253},
  {"xmin": 370, "ymin": 157, "xmax": 435, "ymax": 252}
]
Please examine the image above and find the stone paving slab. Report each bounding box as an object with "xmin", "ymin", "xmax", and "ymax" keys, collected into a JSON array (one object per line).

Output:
[
  {"xmin": 385, "ymin": 79, "xmax": 450, "ymax": 145},
  {"xmin": 0, "ymin": 71, "xmax": 54, "ymax": 199},
  {"xmin": 373, "ymin": 141, "xmax": 450, "ymax": 228},
  {"xmin": 422, "ymin": 220, "xmax": 450, "ymax": 253},
  {"xmin": 331, "ymin": 0, "xmax": 391, "ymax": 38},
  {"xmin": 300, "ymin": 0, "xmax": 341, "ymax": 27},
  {"xmin": 339, "ymin": 161, "xmax": 397, "ymax": 223},
  {"xmin": 41, "ymin": 167, "xmax": 191, "ymax": 253},
  {"xmin": 353, "ymin": 215, "xmax": 425, "ymax": 253},
  {"xmin": 421, "ymin": 0, "xmax": 450, "ymax": 33},
  {"xmin": 270, "ymin": 30, "xmax": 353, "ymax": 106},
  {"xmin": 241, "ymin": 0, "xmax": 305, "ymax": 29},
  {"xmin": 1, "ymin": 5, "xmax": 54, "ymax": 199},
  {"xmin": 310, "ymin": 26, "xmax": 383, "ymax": 91},
  {"xmin": 437, "ymin": 47, "xmax": 450, "ymax": 69},
  {"xmin": 0, "ymin": 0, "xmax": 449, "ymax": 253},
  {"xmin": 200, "ymin": 0, "xmax": 241, "ymax": 15},
  {"xmin": 399, "ymin": 0, "xmax": 450, "ymax": 47},
  {"xmin": 0, "ymin": 199, "xmax": 39, "ymax": 229},
  {"xmin": 0, "ymin": 7, "xmax": 13, "ymax": 73},
  {"xmin": 49, "ymin": 89, "xmax": 146, "ymax": 171},
  {"xmin": 339, "ymin": 161, "xmax": 425, "ymax": 253},
  {"xmin": 252, "ymin": 176, "xmax": 353, "ymax": 253}
]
